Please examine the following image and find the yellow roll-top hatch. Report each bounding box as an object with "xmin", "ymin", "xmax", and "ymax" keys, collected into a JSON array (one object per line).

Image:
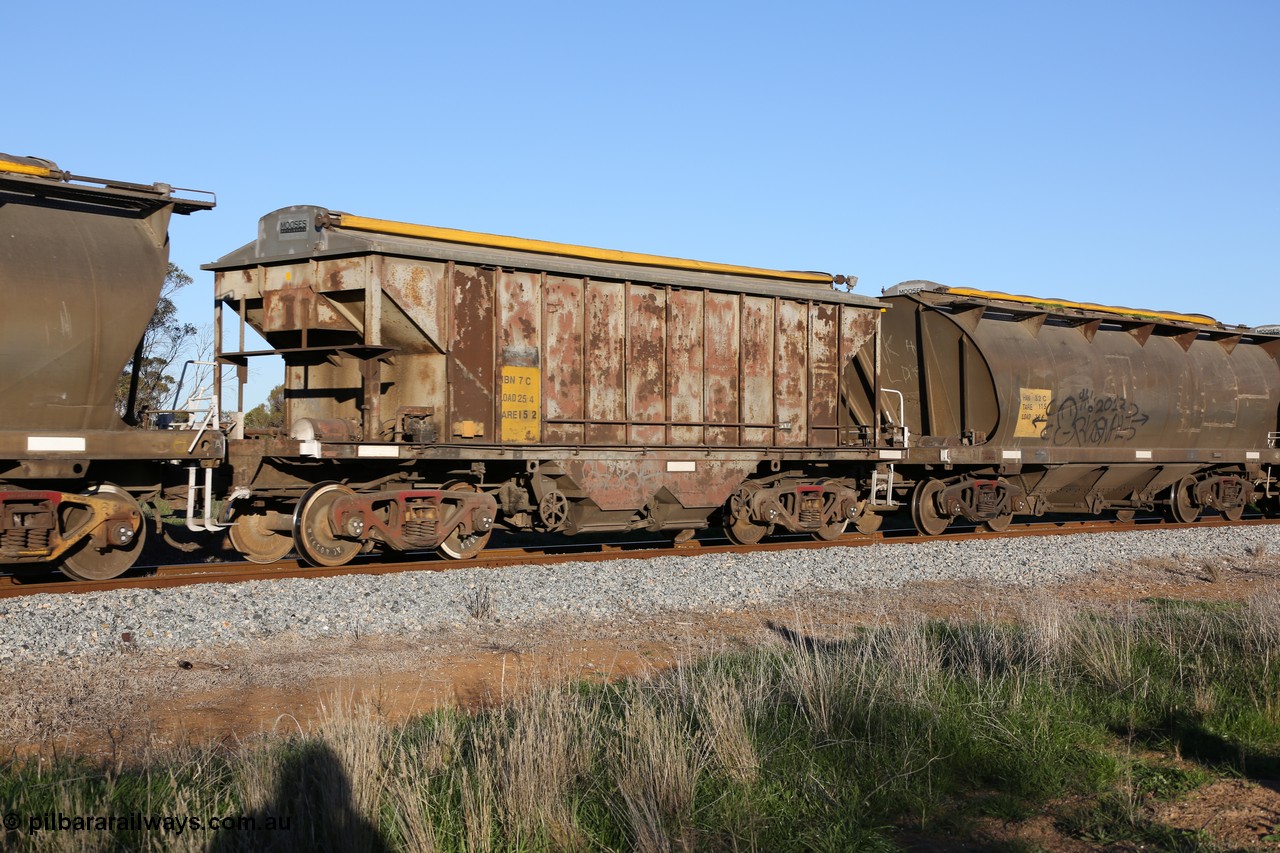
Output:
[
  {"xmin": 944, "ymin": 286, "xmax": 1218, "ymax": 327},
  {"xmin": 887, "ymin": 281, "xmax": 1221, "ymax": 328},
  {"xmin": 0, "ymin": 154, "xmax": 59, "ymax": 178},
  {"xmin": 333, "ymin": 212, "xmax": 837, "ymax": 285}
]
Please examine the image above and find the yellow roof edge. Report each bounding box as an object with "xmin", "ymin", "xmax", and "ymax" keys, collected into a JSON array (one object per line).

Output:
[
  {"xmin": 944, "ymin": 287, "xmax": 1220, "ymax": 328},
  {"xmin": 0, "ymin": 158, "xmax": 53, "ymax": 178},
  {"xmin": 334, "ymin": 213, "xmax": 834, "ymax": 284}
]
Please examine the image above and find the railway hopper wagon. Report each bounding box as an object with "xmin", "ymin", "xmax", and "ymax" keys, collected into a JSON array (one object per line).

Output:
[
  {"xmin": 0, "ymin": 155, "xmax": 222, "ymax": 579},
  {"xmin": 206, "ymin": 208, "xmax": 891, "ymax": 566},
  {"xmin": 857, "ymin": 282, "xmax": 1280, "ymax": 534}
]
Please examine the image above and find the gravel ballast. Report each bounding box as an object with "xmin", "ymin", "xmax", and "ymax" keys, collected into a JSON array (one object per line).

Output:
[{"xmin": 0, "ymin": 526, "xmax": 1276, "ymax": 663}]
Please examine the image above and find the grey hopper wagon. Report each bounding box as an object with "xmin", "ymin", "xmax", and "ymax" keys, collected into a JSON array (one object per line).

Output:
[{"xmin": 206, "ymin": 208, "xmax": 890, "ymax": 565}]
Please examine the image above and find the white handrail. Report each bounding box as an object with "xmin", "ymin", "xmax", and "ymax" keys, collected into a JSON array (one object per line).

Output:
[{"xmin": 880, "ymin": 388, "xmax": 910, "ymax": 448}]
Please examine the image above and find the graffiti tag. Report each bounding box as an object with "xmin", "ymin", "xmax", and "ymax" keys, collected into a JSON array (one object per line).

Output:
[{"xmin": 1033, "ymin": 389, "xmax": 1149, "ymax": 446}]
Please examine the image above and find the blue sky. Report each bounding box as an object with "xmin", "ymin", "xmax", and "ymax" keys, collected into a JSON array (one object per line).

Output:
[{"xmin": 9, "ymin": 1, "xmax": 1278, "ymax": 408}]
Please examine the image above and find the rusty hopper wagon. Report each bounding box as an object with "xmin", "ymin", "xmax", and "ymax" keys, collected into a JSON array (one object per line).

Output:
[
  {"xmin": 861, "ymin": 282, "xmax": 1280, "ymax": 534},
  {"xmin": 0, "ymin": 155, "xmax": 220, "ymax": 580},
  {"xmin": 206, "ymin": 208, "xmax": 889, "ymax": 566}
]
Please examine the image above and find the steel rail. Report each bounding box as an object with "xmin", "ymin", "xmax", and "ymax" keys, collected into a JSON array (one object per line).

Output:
[{"xmin": 1, "ymin": 516, "xmax": 1275, "ymax": 599}]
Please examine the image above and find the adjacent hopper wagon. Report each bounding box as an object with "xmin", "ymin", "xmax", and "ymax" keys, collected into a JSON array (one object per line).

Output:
[
  {"xmin": 0, "ymin": 155, "xmax": 220, "ymax": 579},
  {"xmin": 859, "ymin": 282, "xmax": 1280, "ymax": 533}
]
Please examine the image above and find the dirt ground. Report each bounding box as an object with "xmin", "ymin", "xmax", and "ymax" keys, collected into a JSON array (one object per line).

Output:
[{"xmin": 3, "ymin": 552, "xmax": 1279, "ymax": 848}]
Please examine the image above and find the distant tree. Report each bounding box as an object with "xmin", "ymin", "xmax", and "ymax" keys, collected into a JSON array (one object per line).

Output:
[
  {"xmin": 244, "ymin": 384, "xmax": 286, "ymax": 430},
  {"xmin": 116, "ymin": 263, "xmax": 199, "ymax": 421}
]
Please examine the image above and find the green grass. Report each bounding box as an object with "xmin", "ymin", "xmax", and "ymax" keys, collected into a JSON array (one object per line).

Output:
[{"xmin": 4, "ymin": 593, "xmax": 1280, "ymax": 851}]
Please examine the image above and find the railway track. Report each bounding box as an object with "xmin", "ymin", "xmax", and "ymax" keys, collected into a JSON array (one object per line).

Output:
[{"xmin": 1, "ymin": 515, "xmax": 1273, "ymax": 599}]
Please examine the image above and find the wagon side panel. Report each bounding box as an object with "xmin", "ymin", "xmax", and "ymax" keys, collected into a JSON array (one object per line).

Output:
[
  {"xmin": 774, "ymin": 299, "xmax": 809, "ymax": 446},
  {"xmin": 741, "ymin": 296, "xmax": 775, "ymax": 446},
  {"xmin": 496, "ymin": 270, "xmax": 542, "ymax": 444},
  {"xmin": 808, "ymin": 302, "xmax": 840, "ymax": 447},
  {"xmin": 584, "ymin": 280, "xmax": 627, "ymax": 445},
  {"xmin": 667, "ymin": 289, "xmax": 705, "ymax": 446},
  {"xmin": 447, "ymin": 265, "xmax": 496, "ymax": 441},
  {"xmin": 627, "ymin": 284, "xmax": 667, "ymax": 445},
  {"xmin": 543, "ymin": 275, "xmax": 585, "ymax": 445},
  {"xmin": 704, "ymin": 292, "xmax": 742, "ymax": 446}
]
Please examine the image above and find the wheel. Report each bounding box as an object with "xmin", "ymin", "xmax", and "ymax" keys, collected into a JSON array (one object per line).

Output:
[
  {"xmin": 1166, "ymin": 476, "xmax": 1200, "ymax": 524},
  {"xmin": 982, "ymin": 512, "xmax": 1014, "ymax": 533},
  {"xmin": 910, "ymin": 479, "xmax": 951, "ymax": 536},
  {"xmin": 1114, "ymin": 509, "xmax": 1136, "ymax": 523},
  {"xmin": 60, "ymin": 485, "xmax": 146, "ymax": 581},
  {"xmin": 438, "ymin": 482, "xmax": 492, "ymax": 560},
  {"xmin": 724, "ymin": 484, "xmax": 770, "ymax": 545},
  {"xmin": 854, "ymin": 508, "xmax": 884, "ymax": 534},
  {"xmin": 813, "ymin": 518, "xmax": 848, "ymax": 541},
  {"xmin": 229, "ymin": 511, "xmax": 293, "ymax": 564},
  {"xmin": 726, "ymin": 517, "xmax": 773, "ymax": 545},
  {"xmin": 293, "ymin": 483, "xmax": 362, "ymax": 567},
  {"xmin": 1222, "ymin": 503, "xmax": 1245, "ymax": 522}
]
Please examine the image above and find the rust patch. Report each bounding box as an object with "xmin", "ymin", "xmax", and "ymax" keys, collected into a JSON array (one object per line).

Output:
[
  {"xmin": 562, "ymin": 459, "xmax": 650, "ymax": 510},
  {"xmin": 261, "ymin": 285, "xmax": 358, "ymax": 334},
  {"xmin": 626, "ymin": 285, "xmax": 666, "ymax": 445},
  {"xmin": 447, "ymin": 266, "xmax": 495, "ymax": 439},
  {"xmin": 315, "ymin": 256, "xmax": 364, "ymax": 293},
  {"xmin": 381, "ymin": 257, "xmax": 445, "ymax": 352},
  {"xmin": 498, "ymin": 271, "xmax": 541, "ymax": 351},
  {"xmin": 841, "ymin": 306, "xmax": 879, "ymax": 361},
  {"xmin": 497, "ymin": 272, "xmax": 542, "ymax": 444},
  {"xmin": 384, "ymin": 353, "xmax": 445, "ymax": 433},
  {"xmin": 667, "ymin": 289, "xmax": 704, "ymax": 446},
  {"xmin": 561, "ymin": 459, "xmax": 755, "ymax": 510},
  {"xmin": 585, "ymin": 281, "xmax": 626, "ymax": 445},
  {"xmin": 662, "ymin": 460, "xmax": 758, "ymax": 507},
  {"xmin": 704, "ymin": 293, "xmax": 741, "ymax": 445},
  {"xmin": 740, "ymin": 296, "xmax": 774, "ymax": 446},
  {"xmin": 543, "ymin": 276, "xmax": 585, "ymax": 445},
  {"xmin": 284, "ymin": 359, "xmax": 363, "ymax": 425},
  {"xmin": 774, "ymin": 300, "xmax": 809, "ymax": 446},
  {"xmin": 809, "ymin": 303, "xmax": 839, "ymax": 445}
]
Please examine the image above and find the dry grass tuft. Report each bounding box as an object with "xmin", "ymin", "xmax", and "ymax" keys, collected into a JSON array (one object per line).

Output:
[
  {"xmin": 1017, "ymin": 596, "xmax": 1072, "ymax": 674},
  {"xmin": 693, "ymin": 672, "xmax": 759, "ymax": 786},
  {"xmin": 610, "ymin": 693, "xmax": 707, "ymax": 853},
  {"xmin": 1067, "ymin": 608, "xmax": 1146, "ymax": 699},
  {"xmin": 484, "ymin": 683, "xmax": 597, "ymax": 847},
  {"xmin": 388, "ymin": 768, "xmax": 441, "ymax": 853}
]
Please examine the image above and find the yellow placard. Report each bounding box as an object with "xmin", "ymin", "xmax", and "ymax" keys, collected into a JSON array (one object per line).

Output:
[
  {"xmin": 500, "ymin": 365, "xmax": 541, "ymax": 443},
  {"xmin": 1014, "ymin": 387, "xmax": 1052, "ymax": 438}
]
